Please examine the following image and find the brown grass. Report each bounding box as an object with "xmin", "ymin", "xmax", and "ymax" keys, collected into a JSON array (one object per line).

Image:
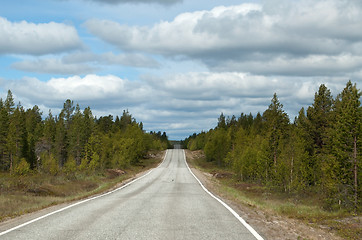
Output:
[{"xmin": 0, "ymin": 150, "xmax": 164, "ymax": 222}]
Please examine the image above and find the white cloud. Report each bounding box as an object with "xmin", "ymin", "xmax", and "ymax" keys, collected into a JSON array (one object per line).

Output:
[
  {"xmin": 6, "ymin": 75, "xmax": 151, "ymax": 108},
  {"xmin": 0, "ymin": 17, "xmax": 82, "ymax": 55},
  {"xmin": 84, "ymin": 0, "xmax": 182, "ymax": 5},
  {"xmin": 85, "ymin": 1, "xmax": 362, "ymax": 76},
  {"xmin": 2, "ymin": 72, "xmax": 354, "ymax": 139},
  {"xmin": 63, "ymin": 51, "xmax": 159, "ymax": 68},
  {"xmin": 85, "ymin": 4, "xmax": 263, "ymax": 54},
  {"xmin": 213, "ymin": 54, "xmax": 362, "ymax": 76},
  {"xmin": 11, "ymin": 51, "xmax": 159, "ymax": 74},
  {"xmin": 12, "ymin": 58, "xmax": 97, "ymax": 75},
  {"xmin": 2, "ymin": 0, "xmax": 361, "ymax": 140}
]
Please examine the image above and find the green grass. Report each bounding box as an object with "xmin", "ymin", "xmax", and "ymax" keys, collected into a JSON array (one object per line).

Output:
[
  {"xmin": 186, "ymin": 150, "xmax": 361, "ymax": 240},
  {"xmin": 0, "ymin": 151, "xmax": 163, "ymax": 222}
]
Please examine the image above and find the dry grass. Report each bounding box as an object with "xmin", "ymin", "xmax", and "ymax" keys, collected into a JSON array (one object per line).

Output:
[{"xmin": 0, "ymin": 150, "xmax": 164, "ymax": 222}]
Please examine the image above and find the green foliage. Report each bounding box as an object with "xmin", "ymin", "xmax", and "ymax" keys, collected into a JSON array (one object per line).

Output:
[
  {"xmin": 41, "ymin": 153, "xmax": 59, "ymax": 176},
  {"xmin": 63, "ymin": 155, "xmax": 77, "ymax": 174},
  {"xmin": 88, "ymin": 152, "xmax": 100, "ymax": 171},
  {"xmin": 0, "ymin": 100, "xmax": 9, "ymax": 170},
  {"xmin": 187, "ymin": 132, "xmax": 207, "ymax": 150},
  {"xmin": 14, "ymin": 158, "xmax": 31, "ymax": 175},
  {"xmin": 186, "ymin": 81, "xmax": 361, "ymax": 212},
  {"xmin": 204, "ymin": 128, "xmax": 231, "ymax": 166},
  {"xmin": 327, "ymin": 81, "xmax": 361, "ymax": 211},
  {"xmin": 0, "ymin": 93, "xmax": 168, "ymax": 180}
]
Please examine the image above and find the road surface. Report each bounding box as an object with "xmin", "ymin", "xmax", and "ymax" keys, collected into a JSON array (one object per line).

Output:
[{"xmin": 0, "ymin": 149, "xmax": 262, "ymax": 239}]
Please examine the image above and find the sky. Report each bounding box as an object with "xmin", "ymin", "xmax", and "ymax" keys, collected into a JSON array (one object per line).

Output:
[{"xmin": 0, "ymin": 0, "xmax": 361, "ymax": 140}]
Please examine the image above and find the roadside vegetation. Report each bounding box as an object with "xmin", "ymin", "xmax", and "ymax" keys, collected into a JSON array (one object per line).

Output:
[
  {"xmin": 187, "ymin": 150, "xmax": 360, "ymax": 240},
  {"xmin": 0, "ymin": 151, "xmax": 164, "ymax": 222},
  {"xmin": 0, "ymin": 92, "xmax": 170, "ymax": 221},
  {"xmin": 183, "ymin": 81, "xmax": 361, "ymax": 238}
]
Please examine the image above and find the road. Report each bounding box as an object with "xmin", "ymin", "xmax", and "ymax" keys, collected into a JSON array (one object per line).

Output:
[{"xmin": 0, "ymin": 149, "xmax": 263, "ymax": 240}]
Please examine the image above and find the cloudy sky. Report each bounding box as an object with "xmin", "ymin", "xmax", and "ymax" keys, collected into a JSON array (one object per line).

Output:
[{"xmin": 0, "ymin": 0, "xmax": 361, "ymax": 139}]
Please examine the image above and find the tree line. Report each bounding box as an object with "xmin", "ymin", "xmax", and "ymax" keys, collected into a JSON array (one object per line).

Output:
[
  {"xmin": 0, "ymin": 91, "xmax": 170, "ymax": 175},
  {"xmin": 183, "ymin": 81, "xmax": 361, "ymax": 211}
]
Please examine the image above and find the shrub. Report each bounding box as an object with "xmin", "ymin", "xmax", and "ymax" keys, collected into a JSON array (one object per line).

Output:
[{"xmin": 14, "ymin": 158, "xmax": 31, "ymax": 175}]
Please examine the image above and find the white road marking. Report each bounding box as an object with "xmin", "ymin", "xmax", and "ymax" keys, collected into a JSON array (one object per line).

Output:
[
  {"xmin": 183, "ymin": 150, "xmax": 265, "ymax": 240},
  {"xmin": 0, "ymin": 150, "xmax": 169, "ymax": 236}
]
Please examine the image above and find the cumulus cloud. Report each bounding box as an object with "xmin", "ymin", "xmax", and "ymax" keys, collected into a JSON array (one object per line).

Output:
[
  {"xmin": 85, "ymin": 1, "xmax": 362, "ymax": 76},
  {"xmin": 2, "ymin": 71, "xmax": 351, "ymax": 139},
  {"xmin": 0, "ymin": 17, "xmax": 82, "ymax": 55},
  {"xmin": 6, "ymin": 75, "xmax": 151, "ymax": 109},
  {"xmin": 63, "ymin": 51, "xmax": 159, "ymax": 68},
  {"xmin": 213, "ymin": 54, "xmax": 362, "ymax": 76},
  {"xmin": 144, "ymin": 72, "xmax": 317, "ymax": 111},
  {"xmin": 11, "ymin": 52, "xmax": 159, "ymax": 74},
  {"xmin": 12, "ymin": 59, "xmax": 97, "ymax": 75}
]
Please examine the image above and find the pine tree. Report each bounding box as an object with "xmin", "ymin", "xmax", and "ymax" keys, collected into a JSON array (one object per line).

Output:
[
  {"xmin": 307, "ymin": 84, "xmax": 334, "ymax": 186},
  {"xmin": 39, "ymin": 110, "xmax": 56, "ymax": 159},
  {"xmin": 7, "ymin": 105, "xmax": 26, "ymax": 173},
  {"xmin": 307, "ymin": 84, "xmax": 334, "ymax": 152},
  {"xmin": 294, "ymin": 108, "xmax": 314, "ymax": 187},
  {"xmin": 0, "ymin": 99, "xmax": 9, "ymax": 170},
  {"xmin": 54, "ymin": 112, "xmax": 67, "ymax": 167},
  {"xmin": 330, "ymin": 81, "xmax": 361, "ymax": 211},
  {"xmin": 4, "ymin": 90, "xmax": 15, "ymax": 115},
  {"xmin": 62, "ymin": 99, "xmax": 74, "ymax": 129},
  {"xmin": 262, "ymin": 93, "xmax": 289, "ymax": 179},
  {"xmin": 217, "ymin": 113, "xmax": 227, "ymax": 130},
  {"xmin": 120, "ymin": 110, "xmax": 133, "ymax": 130},
  {"xmin": 204, "ymin": 128, "xmax": 230, "ymax": 166},
  {"xmin": 68, "ymin": 104, "xmax": 85, "ymax": 164},
  {"xmin": 25, "ymin": 106, "xmax": 43, "ymax": 169}
]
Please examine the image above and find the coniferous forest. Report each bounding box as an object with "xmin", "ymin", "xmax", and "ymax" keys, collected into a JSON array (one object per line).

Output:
[
  {"xmin": 184, "ymin": 81, "xmax": 361, "ymax": 212},
  {"xmin": 0, "ymin": 91, "xmax": 170, "ymax": 175}
]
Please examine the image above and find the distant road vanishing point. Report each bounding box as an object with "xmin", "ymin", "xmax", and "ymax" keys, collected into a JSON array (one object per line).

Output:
[{"xmin": 0, "ymin": 149, "xmax": 263, "ymax": 240}]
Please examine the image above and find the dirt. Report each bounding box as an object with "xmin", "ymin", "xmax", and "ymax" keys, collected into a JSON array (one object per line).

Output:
[{"xmin": 185, "ymin": 150, "xmax": 343, "ymax": 240}]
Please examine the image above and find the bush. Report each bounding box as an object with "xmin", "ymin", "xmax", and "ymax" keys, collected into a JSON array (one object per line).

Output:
[
  {"xmin": 41, "ymin": 153, "xmax": 59, "ymax": 175},
  {"xmin": 14, "ymin": 158, "xmax": 31, "ymax": 175},
  {"xmin": 63, "ymin": 156, "xmax": 77, "ymax": 174}
]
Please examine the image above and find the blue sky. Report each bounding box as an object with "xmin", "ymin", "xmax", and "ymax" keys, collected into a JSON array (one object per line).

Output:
[{"xmin": 1, "ymin": 0, "xmax": 361, "ymax": 139}]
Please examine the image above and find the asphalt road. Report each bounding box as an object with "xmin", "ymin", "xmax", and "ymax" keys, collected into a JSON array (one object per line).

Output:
[{"xmin": 0, "ymin": 149, "xmax": 262, "ymax": 240}]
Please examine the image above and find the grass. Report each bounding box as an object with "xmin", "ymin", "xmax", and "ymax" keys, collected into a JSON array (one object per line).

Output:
[
  {"xmin": 0, "ymin": 150, "xmax": 164, "ymax": 222},
  {"xmin": 186, "ymin": 150, "xmax": 361, "ymax": 240}
]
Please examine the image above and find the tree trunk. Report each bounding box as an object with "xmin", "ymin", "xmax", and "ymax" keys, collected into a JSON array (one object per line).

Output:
[
  {"xmin": 290, "ymin": 156, "xmax": 294, "ymax": 193},
  {"xmin": 274, "ymin": 149, "xmax": 277, "ymax": 166},
  {"xmin": 9, "ymin": 153, "xmax": 13, "ymax": 175},
  {"xmin": 353, "ymin": 135, "xmax": 358, "ymax": 212}
]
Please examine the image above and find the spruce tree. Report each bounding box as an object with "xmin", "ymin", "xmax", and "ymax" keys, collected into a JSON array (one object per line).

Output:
[
  {"xmin": 307, "ymin": 84, "xmax": 334, "ymax": 153},
  {"xmin": 4, "ymin": 90, "xmax": 15, "ymax": 115},
  {"xmin": 262, "ymin": 93, "xmax": 289, "ymax": 180},
  {"xmin": 7, "ymin": 105, "xmax": 26, "ymax": 173},
  {"xmin": 68, "ymin": 104, "xmax": 85, "ymax": 164},
  {"xmin": 25, "ymin": 106, "xmax": 42, "ymax": 169},
  {"xmin": 330, "ymin": 81, "xmax": 361, "ymax": 211},
  {"xmin": 54, "ymin": 112, "xmax": 67, "ymax": 167},
  {"xmin": 0, "ymin": 100, "xmax": 9, "ymax": 170},
  {"xmin": 307, "ymin": 84, "xmax": 334, "ymax": 186}
]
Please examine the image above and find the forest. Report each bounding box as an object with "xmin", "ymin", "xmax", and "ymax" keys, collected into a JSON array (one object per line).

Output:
[
  {"xmin": 0, "ymin": 91, "xmax": 170, "ymax": 175},
  {"xmin": 183, "ymin": 81, "xmax": 361, "ymax": 212}
]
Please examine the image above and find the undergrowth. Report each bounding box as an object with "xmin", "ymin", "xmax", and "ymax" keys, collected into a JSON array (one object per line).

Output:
[{"xmin": 186, "ymin": 150, "xmax": 361, "ymax": 240}]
